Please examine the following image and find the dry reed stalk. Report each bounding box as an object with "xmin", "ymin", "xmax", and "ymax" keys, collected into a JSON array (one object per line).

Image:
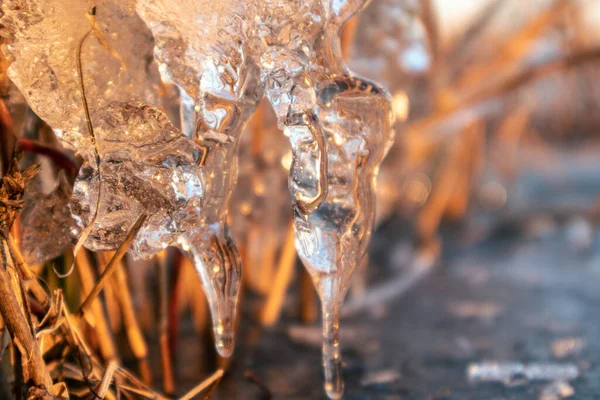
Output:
[
  {"xmin": 97, "ymin": 253, "xmax": 122, "ymax": 333},
  {"xmin": 341, "ymin": 15, "xmax": 359, "ymax": 59},
  {"xmin": 450, "ymin": 0, "xmax": 571, "ymax": 99},
  {"xmin": 74, "ymin": 250, "xmax": 119, "ymax": 362},
  {"xmin": 114, "ymin": 365, "xmax": 167, "ymax": 399},
  {"xmin": 0, "ymin": 240, "xmax": 54, "ymax": 394},
  {"xmin": 94, "ymin": 361, "xmax": 118, "ymax": 399},
  {"xmin": 349, "ymin": 255, "xmax": 368, "ymax": 301},
  {"xmin": 419, "ymin": 0, "xmax": 440, "ymax": 66},
  {"xmin": 78, "ymin": 213, "xmax": 147, "ymax": 317},
  {"xmin": 260, "ymin": 220, "xmax": 296, "ymax": 326},
  {"xmin": 244, "ymin": 226, "xmax": 263, "ymax": 294},
  {"xmin": 178, "ymin": 369, "xmax": 224, "ymax": 400},
  {"xmin": 175, "ymin": 255, "xmax": 191, "ymax": 317},
  {"xmin": 103, "ymin": 251, "xmax": 152, "ymax": 385},
  {"xmin": 168, "ymin": 250, "xmax": 182, "ymax": 361},
  {"xmin": 10, "ymin": 214, "xmax": 22, "ymax": 254},
  {"xmin": 417, "ymin": 120, "xmax": 483, "ymax": 241},
  {"xmin": 6, "ymin": 234, "xmax": 49, "ymax": 309},
  {"xmin": 16, "ymin": 138, "xmax": 79, "ymax": 178},
  {"xmin": 250, "ymin": 101, "xmax": 265, "ymax": 157},
  {"xmin": 256, "ymin": 231, "xmax": 277, "ymax": 295},
  {"xmin": 0, "ymin": 99, "xmax": 16, "ymax": 178},
  {"xmin": 179, "ymin": 256, "xmax": 207, "ymax": 333},
  {"xmin": 156, "ymin": 253, "xmax": 174, "ymax": 395},
  {"xmin": 443, "ymin": 0, "xmax": 503, "ymax": 73},
  {"xmin": 444, "ymin": 120, "xmax": 485, "ymax": 220},
  {"xmin": 404, "ymin": 46, "xmax": 600, "ymax": 163}
]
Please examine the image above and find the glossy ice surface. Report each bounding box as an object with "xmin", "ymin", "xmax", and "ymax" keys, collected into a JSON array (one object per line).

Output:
[{"xmin": 70, "ymin": 102, "xmax": 204, "ymax": 257}]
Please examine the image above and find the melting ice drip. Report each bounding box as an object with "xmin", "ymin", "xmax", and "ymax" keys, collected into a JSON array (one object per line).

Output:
[{"xmin": 1, "ymin": 0, "xmax": 395, "ymax": 397}]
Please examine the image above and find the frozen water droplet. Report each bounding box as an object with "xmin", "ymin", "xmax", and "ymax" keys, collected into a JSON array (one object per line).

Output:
[{"xmin": 70, "ymin": 103, "xmax": 205, "ymax": 259}]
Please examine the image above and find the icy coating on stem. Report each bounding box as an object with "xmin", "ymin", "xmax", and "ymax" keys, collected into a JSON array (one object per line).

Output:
[
  {"xmin": 257, "ymin": 0, "xmax": 395, "ymax": 397},
  {"xmin": 0, "ymin": 0, "xmax": 206, "ymax": 259},
  {"xmin": 136, "ymin": 0, "xmax": 263, "ymax": 357}
]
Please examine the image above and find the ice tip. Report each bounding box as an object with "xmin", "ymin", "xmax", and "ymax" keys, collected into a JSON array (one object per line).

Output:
[
  {"xmin": 325, "ymin": 383, "xmax": 344, "ymax": 400},
  {"xmin": 215, "ymin": 333, "xmax": 234, "ymax": 357}
]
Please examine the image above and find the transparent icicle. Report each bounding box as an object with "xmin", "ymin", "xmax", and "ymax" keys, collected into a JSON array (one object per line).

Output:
[
  {"xmin": 258, "ymin": 0, "xmax": 395, "ymax": 397},
  {"xmin": 137, "ymin": 0, "xmax": 263, "ymax": 356}
]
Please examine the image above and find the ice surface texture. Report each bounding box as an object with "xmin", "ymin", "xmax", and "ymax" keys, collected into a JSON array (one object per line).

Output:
[
  {"xmin": 20, "ymin": 173, "xmax": 79, "ymax": 265},
  {"xmin": 0, "ymin": 0, "xmax": 206, "ymax": 260}
]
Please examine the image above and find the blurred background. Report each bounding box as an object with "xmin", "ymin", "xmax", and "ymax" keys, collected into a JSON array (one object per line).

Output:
[{"xmin": 3, "ymin": 0, "xmax": 600, "ymax": 398}]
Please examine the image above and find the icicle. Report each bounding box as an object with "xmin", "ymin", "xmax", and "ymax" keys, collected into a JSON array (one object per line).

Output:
[
  {"xmin": 137, "ymin": 0, "xmax": 263, "ymax": 356},
  {"xmin": 321, "ymin": 283, "xmax": 344, "ymax": 400},
  {"xmin": 180, "ymin": 229, "xmax": 241, "ymax": 357},
  {"xmin": 258, "ymin": 0, "xmax": 395, "ymax": 397}
]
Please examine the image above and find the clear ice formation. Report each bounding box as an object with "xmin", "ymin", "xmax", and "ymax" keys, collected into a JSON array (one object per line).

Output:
[
  {"xmin": 136, "ymin": 0, "xmax": 263, "ymax": 356},
  {"xmin": 20, "ymin": 173, "xmax": 79, "ymax": 265},
  {"xmin": 70, "ymin": 102, "xmax": 204, "ymax": 256},
  {"xmin": 257, "ymin": 0, "xmax": 395, "ymax": 398},
  {"xmin": 0, "ymin": 0, "xmax": 206, "ymax": 259},
  {"xmin": 3, "ymin": 0, "xmax": 395, "ymax": 396}
]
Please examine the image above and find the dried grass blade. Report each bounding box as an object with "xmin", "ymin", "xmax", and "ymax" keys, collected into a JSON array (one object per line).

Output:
[
  {"xmin": 77, "ymin": 213, "xmax": 147, "ymax": 316},
  {"xmin": 96, "ymin": 361, "xmax": 118, "ymax": 399},
  {"xmin": 68, "ymin": 7, "xmax": 104, "ymax": 279},
  {"xmin": 178, "ymin": 369, "xmax": 224, "ymax": 400}
]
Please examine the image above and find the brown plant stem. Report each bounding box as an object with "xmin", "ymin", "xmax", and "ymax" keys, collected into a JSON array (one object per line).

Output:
[
  {"xmin": 299, "ymin": 269, "xmax": 318, "ymax": 323},
  {"xmin": 105, "ymin": 252, "xmax": 151, "ymax": 385},
  {"xmin": 340, "ymin": 15, "xmax": 359, "ymax": 60},
  {"xmin": 168, "ymin": 250, "xmax": 183, "ymax": 361},
  {"xmin": 260, "ymin": 221, "xmax": 296, "ymax": 326},
  {"xmin": 16, "ymin": 138, "xmax": 79, "ymax": 178},
  {"xmin": 405, "ymin": 46, "xmax": 600, "ymax": 156},
  {"xmin": 417, "ymin": 120, "xmax": 482, "ymax": 241},
  {"xmin": 75, "ymin": 250, "xmax": 119, "ymax": 363},
  {"xmin": 156, "ymin": 253, "xmax": 174, "ymax": 395},
  {"xmin": 0, "ymin": 99, "xmax": 15, "ymax": 178},
  {"xmin": 178, "ymin": 369, "xmax": 224, "ymax": 400},
  {"xmin": 0, "ymin": 240, "xmax": 54, "ymax": 394},
  {"xmin": 6, "ymin": 235, "xmax": 49, "ymax": 310}
]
